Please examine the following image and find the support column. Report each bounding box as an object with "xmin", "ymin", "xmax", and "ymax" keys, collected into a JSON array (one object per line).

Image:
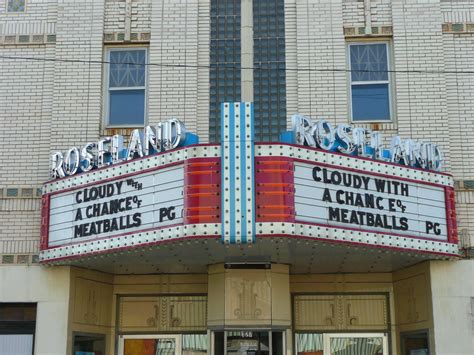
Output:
[{"xmin": 207, "ymin": 263, "xmax": 291, "ymax": 328}]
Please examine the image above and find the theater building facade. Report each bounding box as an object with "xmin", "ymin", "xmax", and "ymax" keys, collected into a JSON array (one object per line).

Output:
[{"xmin": 1, "ymin": 1, "xmax": 474, "ymax": 355}]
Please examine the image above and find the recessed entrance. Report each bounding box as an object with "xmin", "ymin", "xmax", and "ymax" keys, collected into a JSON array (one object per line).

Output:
[{"xmin": 213, "ymin": 330, "xmax": 285, "ymax": 355}]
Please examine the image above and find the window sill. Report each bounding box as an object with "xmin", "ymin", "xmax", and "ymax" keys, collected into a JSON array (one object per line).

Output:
[
  {"xmin": 349, "ymin": 120, "xmax": 398, "ymax": 131},
  {"xmin": 102, "ymin": 126, "xmax": 144, "ymax": 138}
]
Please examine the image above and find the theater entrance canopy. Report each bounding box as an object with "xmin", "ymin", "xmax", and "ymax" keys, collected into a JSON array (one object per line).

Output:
[{"xmin": 40, "ymin": 103, "xmax": 458, "ymax": 274}]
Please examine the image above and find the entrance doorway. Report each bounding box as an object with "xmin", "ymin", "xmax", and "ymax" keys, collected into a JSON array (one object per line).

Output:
[
  {"xmin": 213, "ymin": 330, "xmax": 285, "ymax": 355},
  {"xmin": 119, "ymin": 335, "xmax": 181, "ymax": 355},
  {"xmin": 296, "ymin": 333, "xmax": 388, "ymax": 355}
]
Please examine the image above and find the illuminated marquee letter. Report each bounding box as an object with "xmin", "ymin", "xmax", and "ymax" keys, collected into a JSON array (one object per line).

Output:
[
  {"xmin": 81, "ymin": 142, "xmax": 96, "ymax": 172},
  {"xmin": 370, "ymin": 131, "xmax": 385, "ymax": 161},
  {"xmin": 111, "ymin": 135, "xmax": 125, "ymax": 164},
  {"xmin": 63, "ymin": 147, "xmax": 81, "ymax": 175},
  {"xmin": 162, "ymin": 119, "xmax": 186, "ymax": 150},
  {"xmin": 144, "ymin": 126, "xmax": 158, "ymax": 155},
  {"xmin": 353, "ymin": 128, "xmax": 371, "ymax": 158},
  {"xmin": 423, "ymin": 143, "xmax": 443, "ymax": 171},
  {"xmin": 50, "ymin": 152, "xmax": 66, "ymax": 178},
  {"xmin": 390, "ymin": 136, "xmax": 404, "ymax": 165},
  {"xmin": 126, "ymin": 129, "xmax": 144, "ymax": 160},
  {"xmin": 292, "ymin": 114, "xmax": 316, "ymax": 147},
  {"xmin": 97, "ymin": 137, "xmax": 112, "ymax": 168},
  {"xmin": 335, "ymin": 124, "xmax": 355, "ymax": 154},
  {"xmin": 313, "ymin": 120, "xmax": 335, "ymax": 151}
]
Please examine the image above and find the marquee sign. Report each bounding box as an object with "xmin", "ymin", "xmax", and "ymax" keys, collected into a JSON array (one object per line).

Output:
[
  {"xmin": 295, "ymin": 163, "xmax": 448, "ymax": 241},
  {"xmin": 48, "ymin": 165, "xmax": 183, "ymax": 247},
  {"xmin": 40, "ymin": 102, "xmax": 458, "ymax": 264}
]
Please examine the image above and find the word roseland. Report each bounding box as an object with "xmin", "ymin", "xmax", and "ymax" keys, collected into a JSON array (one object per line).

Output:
[
  {"xmin": 291, "ymin": 115, "xmax": 444, "ymax": 171},
  {"xmin": 50, "ymin": 115, "xmax": 444, "ymax": 179},
  {"xmin": 50, "ymin": 119, "xmax": 187, "ymax": 179}
]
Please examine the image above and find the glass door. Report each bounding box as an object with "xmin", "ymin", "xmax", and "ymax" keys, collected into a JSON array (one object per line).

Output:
[
  {"xmin": 213, "ymin": 330, "xmax": 285, "ymax": 355},
  {"xmin": 296, "ymin": 333, "xmax": 388, "ymax": 355},
  {"xmin": 119, "ymin": 334, "xmax": 181, "ymax": 355},
  {"xmin": 226, "ymin": 331, "xmax": 269, "ymax": 355}
]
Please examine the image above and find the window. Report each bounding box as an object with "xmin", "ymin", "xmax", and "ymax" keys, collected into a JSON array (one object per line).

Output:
[
  {"xmin": 349, "ymin": 42, "xmax": 391, "ymax": 122},
  {"xmin": 7, "ymin": 0, "xmax": 25, "ymax": 12},
  {"xmin": 106, "ymin": 48, "xmax": 147, "ymax": 127},
  {"xmin": 253, "ymin": 0, "xmax": 287, "ymax": 142},
  {"xmin": 401, "ymin": 331, "xmax": 430, "ymax": 355},
  {"xmin": 73, "ymin": 333, "xmax": 106, "ymax": 354},
  {"xmin": 0, "ymin": 303, "xmax": 36, "ymax": 355},
  {"xmin": 209, "ymin": 0, "xmax": 241, "ymax": 142}
]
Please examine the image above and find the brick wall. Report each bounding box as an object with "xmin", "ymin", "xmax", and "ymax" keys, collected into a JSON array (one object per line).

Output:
[
  {"xmin": 391, "ymin": 0, "xmax": 450, "ymax": 167},
  {"xmin": 342, "ymin": 0, "xmax": 365, "ymax": 28},
  {"xmin": 1, "ymin": 0, "xmax": 474, "ymax": 256},
  {"xmin": 50, "ymin": 0, "xmax": 104, "ymax": 151},
  {"xmin": 371, "ymin": 0, "xmax": 392, "ymax": 26},
  {"xmin": 290, "ymin": 0, "xmax": 348, "ymax": 125},
  {"xmin": 148, "ymin": 0, "xmax": 209, "ymax": 139}
]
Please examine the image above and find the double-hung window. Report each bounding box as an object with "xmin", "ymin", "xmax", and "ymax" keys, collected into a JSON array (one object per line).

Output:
[
  {"xmin": 349, "ymin": 42, "xmax": 391, "ymax": 122},
  {"xmin": 106, "ymin": 48, "xmax": 147, "ymax": 126}
]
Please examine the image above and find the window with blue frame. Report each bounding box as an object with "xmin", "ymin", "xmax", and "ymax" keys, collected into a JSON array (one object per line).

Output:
[
  {"xmin": 349, "ymin": 42, "xmax": 391, "ymax": 122},
  {"xmin": 106, "ymin": 48, "xmax": 147, "ymax": 126}
]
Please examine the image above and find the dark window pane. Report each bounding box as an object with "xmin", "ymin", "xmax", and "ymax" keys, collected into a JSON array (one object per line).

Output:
[
  {"xmin": 350, "ymin": 43, "xmax": 388, "ymax": 82},
  {"xmin": 352, "ymin": 84, "xmax": 390, "ymax": 121},
  {"xmin": 109, "ymin": 89, "xmax": 145, "ymax": 125},
  {"xmin": 109, "ymin": 50, "xmax": 146, "ymax": 87}
]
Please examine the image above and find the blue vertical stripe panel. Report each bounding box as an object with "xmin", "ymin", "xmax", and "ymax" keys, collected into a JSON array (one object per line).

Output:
[
  {"xmin": 221, "ymin": 102, "xmax": 255, "ymax": 244},
  {"xmin": 248, "ymin": 103, "xmax": 255, "ymax": 242},
  {"xmin": 221, "ymin": 103, "xmax": 231, "ymax": 243},
  {"xmin": 229, "ymin": 103, "xmax": 236, "ymax": 243}
]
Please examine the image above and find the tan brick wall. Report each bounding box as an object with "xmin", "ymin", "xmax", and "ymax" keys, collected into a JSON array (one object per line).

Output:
[{"xmin": 0, "ymin": 0, "xmax": 474, "ymax": 255}]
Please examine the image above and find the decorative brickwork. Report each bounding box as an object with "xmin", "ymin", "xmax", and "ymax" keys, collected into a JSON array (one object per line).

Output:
[
  {"xmin": 442, "ymin": 23, "xmax": 474, "ymax": 33},
  {"xmin": 0, "ymin": 34, "xmax": 56, "ymax": 45},
  {"xmin": 344, "ymin": 25, "xmax": 393, "ymax": 37},
  {"xmin": 103, "ymin": 32, "xmax": 150, "ymax": 43}
]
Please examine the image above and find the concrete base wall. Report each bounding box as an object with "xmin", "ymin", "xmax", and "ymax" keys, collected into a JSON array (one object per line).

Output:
[
  {"xmin": 430, "ymin": 260, "xmax": 474, "ymax": 355},
  {"xmin": 0, "ymin": 265, "xmax": 71, "ymax": 355}
]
